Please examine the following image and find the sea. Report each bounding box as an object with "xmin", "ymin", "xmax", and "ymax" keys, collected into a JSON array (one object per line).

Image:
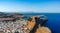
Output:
[{"xmin": 22, "ymin": 13, "xmax": 60, "ymax": 33}]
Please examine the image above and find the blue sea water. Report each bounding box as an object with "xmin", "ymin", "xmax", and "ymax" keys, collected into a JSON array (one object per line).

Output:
[
  {"xmin": 23, "ymin": 13, "xmax": 60, "ymax": 33},
  {"xmin": 44, "ymin": 13, "xmax": 60, "ymax": 33}
]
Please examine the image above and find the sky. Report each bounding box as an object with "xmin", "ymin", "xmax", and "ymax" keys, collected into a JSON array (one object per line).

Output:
[{"xmin": 0, "ymin": 0, "xmax": 60, "ymax": 13}]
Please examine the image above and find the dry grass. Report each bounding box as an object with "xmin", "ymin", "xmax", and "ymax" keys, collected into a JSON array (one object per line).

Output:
[{"xmin": 35, "ymin": 25, "xmax": 51, "ymax": 33}]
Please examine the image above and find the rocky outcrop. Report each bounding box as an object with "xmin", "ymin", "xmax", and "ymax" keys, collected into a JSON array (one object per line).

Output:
[{"xmin": 27, "ymin": 16, "xmax": 51, "ymax": 33}]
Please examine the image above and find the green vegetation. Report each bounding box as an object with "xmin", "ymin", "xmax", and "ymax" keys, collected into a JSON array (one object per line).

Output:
[{"xmin": 16, "ymin": 18, "xmax": 20, "ymax": 20}]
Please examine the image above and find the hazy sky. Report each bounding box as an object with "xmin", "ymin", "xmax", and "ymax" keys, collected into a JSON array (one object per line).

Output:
[{"xmin": 0, "ymin": 0, "xmax": 60, "ymax": 13}]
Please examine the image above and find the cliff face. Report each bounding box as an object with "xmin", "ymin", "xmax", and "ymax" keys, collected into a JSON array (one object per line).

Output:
[{"xmin": 27, "ymin": 16, "xmax": 51, "ymax": 33}]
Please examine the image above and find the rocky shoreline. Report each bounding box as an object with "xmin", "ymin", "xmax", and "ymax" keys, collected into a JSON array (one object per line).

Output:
[{"xmin": 0, "ymin": 12, "xmax": 51, "ymax": 33}]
